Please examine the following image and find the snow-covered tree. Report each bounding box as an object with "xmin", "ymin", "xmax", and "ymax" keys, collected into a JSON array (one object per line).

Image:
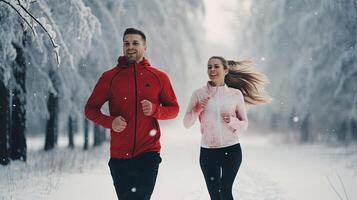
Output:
[
  {"xmin": 1, "ymin": 0, "xmax": 205, "ymax": 160},
  {"xmin": 234, "ymin": 0, "xmax": 357, "ymax": 142}
]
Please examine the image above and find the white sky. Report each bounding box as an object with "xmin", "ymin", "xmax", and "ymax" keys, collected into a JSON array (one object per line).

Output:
[
  {"xmin": 203, "ymin": 0, "xmax": 238, "ymax": 48},
  {"xmin": 202, "ymin": 0, "xmax": 243, "ymax": 61}
]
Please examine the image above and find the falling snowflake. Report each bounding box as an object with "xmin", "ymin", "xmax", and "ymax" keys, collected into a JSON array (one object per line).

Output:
[
  {"xmin": 149, "ymin": 129, "xmax": 157, "ymax": 137},
  {"xmin": 131, "ymin": 187, "xmax": 137, "ymax": 192},
  {"xmin": 293, "ymin": 116, "xmax": 299, "ymax": 122}
]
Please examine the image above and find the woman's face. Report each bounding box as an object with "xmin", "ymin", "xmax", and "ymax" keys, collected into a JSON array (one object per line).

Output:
[{"xmin": 207, "ymin": 58, "xmax": 228, "ymax": 86}]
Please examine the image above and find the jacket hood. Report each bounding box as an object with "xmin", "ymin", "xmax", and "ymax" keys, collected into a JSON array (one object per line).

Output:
[{"xmin": 117, "ymin": 56, "xmax": 151, "ymax": 68}]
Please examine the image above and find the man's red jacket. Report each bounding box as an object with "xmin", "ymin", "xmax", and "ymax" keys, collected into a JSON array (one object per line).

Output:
[{"xmin": 84, "ymin": 56, "xmax": 179, "ymax": 158}]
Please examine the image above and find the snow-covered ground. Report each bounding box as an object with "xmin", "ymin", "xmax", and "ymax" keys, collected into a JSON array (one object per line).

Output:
[{"xmin": 1, "ymin": 124, "xmax": 357, "ymax": 200}]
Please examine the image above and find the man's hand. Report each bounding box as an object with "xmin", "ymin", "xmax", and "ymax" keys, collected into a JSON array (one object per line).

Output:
[
  {"xmin": 112, "ymin": 116, "xmax": 127, "ymax": 132},
  {"xmin": 141, "ymin": 99, "xmax": 153, "ymax": 116}
]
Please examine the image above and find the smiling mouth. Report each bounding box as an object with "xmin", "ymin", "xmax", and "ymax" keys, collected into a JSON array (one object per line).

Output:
[{"xmin": 127, "ymin": 52, "xmax": 136, "ymax": 55}]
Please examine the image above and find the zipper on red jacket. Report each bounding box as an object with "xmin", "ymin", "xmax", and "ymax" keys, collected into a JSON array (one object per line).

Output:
[{"xmin": 132, "ymin": 62, "xmax": 138, "ymax": 157}]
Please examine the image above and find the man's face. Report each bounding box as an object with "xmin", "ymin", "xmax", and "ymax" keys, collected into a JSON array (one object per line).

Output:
[{"xmin": 123, "ymin": 34, "xmax": 147, "ymax": 63}]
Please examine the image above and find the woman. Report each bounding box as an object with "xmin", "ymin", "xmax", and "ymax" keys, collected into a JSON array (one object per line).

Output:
[{"xmin": 183, "ymin": 56, "xmax": 271, "ymax": 200}]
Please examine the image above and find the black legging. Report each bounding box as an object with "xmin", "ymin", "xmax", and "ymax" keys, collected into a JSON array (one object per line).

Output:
[
  {"xmin": 108, "ymin": 151, "xmax": 162, "ymax": 200},
  {"xmin": 199, "ymin": 143, "xmax": 242, "ymax": 200}
]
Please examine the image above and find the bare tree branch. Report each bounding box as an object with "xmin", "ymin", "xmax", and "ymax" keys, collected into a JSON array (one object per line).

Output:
[
  {"xmin": 326, "ymin": 174, "xmax": 345, "ymax": 200},
  {"xmin": 337, "ymin": 172, "xmax": 350, "ymax": 200},
  {"xmin": 0, "ymin": 0, "xmax": 36, "ymax": 36},
  {"xmin": 1, "ymin": 0, "xmax": 60, "ymax": 64},
  {"xmin": 15, "ymin": 0, "xmax": 57, "ymax": 49}
]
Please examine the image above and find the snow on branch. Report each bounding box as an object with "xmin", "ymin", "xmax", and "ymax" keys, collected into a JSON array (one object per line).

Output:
[{"xmin": 0, "ymin": 0, "xmax": 60, "ymax": 65}]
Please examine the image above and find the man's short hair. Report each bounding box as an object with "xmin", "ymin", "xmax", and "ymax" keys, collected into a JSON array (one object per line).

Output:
[{"xmin": 123, "ymin": 28, "xmax": 146, "ymax": 42}]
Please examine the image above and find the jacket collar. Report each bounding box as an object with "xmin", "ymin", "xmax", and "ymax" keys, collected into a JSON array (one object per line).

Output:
[
  {"xmin": 206, "ymin": 81, "xmax": 229, "ymax": 95},
  {"xmin": 207, "ymin": 81, "xmax": 228, "ymax": 89},
  {"xmin": 116, "ymin": 56, "xmax": 151, "ymax": 68}
]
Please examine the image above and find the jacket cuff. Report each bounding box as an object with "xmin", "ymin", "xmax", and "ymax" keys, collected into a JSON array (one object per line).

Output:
[
  {"xmin": 193, "ymin": 103, "xmax": 203, "ymax": 113},
  {"xmin": 151, "ymin": 103, "xmax": 159, "ymax": 117},
  {"xmin": 104, "ymin": 116, "xmax": 115, "ymax": 129}
]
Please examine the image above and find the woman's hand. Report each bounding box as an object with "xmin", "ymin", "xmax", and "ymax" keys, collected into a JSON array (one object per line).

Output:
[
  {"xmin": 221, "ymin": 113, "xmax": 231, "ymax": 123},
  {"xmin": 199, "ymin": 96, "xmax": 210, "ymax": 109},
  {"xmin": 193, "ymin": 96, "xmax": 210, "ymax": 112}
]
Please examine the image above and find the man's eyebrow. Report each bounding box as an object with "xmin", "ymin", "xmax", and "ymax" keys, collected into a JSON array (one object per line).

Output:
[{"xmin": 123, "ymin": 39, "xmax": 140, "ymax": 42}]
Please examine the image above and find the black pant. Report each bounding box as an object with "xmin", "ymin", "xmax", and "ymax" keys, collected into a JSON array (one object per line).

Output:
[
  {"xmin": 199, "ymin": 143, "xmax": 242, "ymax": 200},
  {"xmin": 108, "ymin": 151, "xmax": 162, "ymax": 200}
]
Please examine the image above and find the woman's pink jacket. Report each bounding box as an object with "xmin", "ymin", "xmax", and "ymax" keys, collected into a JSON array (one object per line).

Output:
[{"xmin": 184, "ymin": 82, "xmax": 248, "ymax": 148}]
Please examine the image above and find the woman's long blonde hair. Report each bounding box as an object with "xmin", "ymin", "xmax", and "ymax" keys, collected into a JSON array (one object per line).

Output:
[{"xmin": 209, "ymin": 56, "xmax": 272, "ymax": 105}]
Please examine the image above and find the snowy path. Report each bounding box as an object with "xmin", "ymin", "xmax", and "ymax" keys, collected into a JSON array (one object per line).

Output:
[
  {"xmin": 1, "ymin": 125, "xmax": 357, "ymax": 200},
  {"xmin": 241, "ymin": 134, "xmax": 357, "ymax": 200}
]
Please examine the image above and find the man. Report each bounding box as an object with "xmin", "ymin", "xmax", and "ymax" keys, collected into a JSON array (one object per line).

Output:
[{"xmin": 84, "ymin": 28, "xmax": 179, "ymax": 200}]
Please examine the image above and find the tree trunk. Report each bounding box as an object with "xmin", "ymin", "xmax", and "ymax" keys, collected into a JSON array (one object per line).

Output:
[
  {"xmin": 83, "ymin": 118, "xmax": 89, "ymax": 150},
  {"xmin": 101, "ymin": 127, "xmax": 106, "ymax": 143},
  {"xmin": 68, "ymin": 116, "xmax": 74, "ymax": 149},
  {"xmin": 0, "ymin": 80, "xmax": 10, "ymax": 165},
  {"xmin": 337, "ymin": 120, "xmax": 348, "ymax": 141},
  {"xmin": 351, "ymin": 118, "xmax": 357, "ymax": 141},
  {"xmin": 44, "ymin": 70, "xmax": 59, "ymax": 151},
  {"xmin": 93, "ymin": 124, "xmax": 102, "ymax": 146},
  {"xmin": 270, "ymin": 113, "xmax": 278, "ymax": 130},
  {"xmin": 44, "ymin": 90, "xmax": 59, "ymax": 151},
  {"xmin": 9, "ymin": 42, "xmax": 27, "ymax": 161},
  {"xmin": 300, "ymin": 114, "xmax": 310, "ymax": 143}
]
